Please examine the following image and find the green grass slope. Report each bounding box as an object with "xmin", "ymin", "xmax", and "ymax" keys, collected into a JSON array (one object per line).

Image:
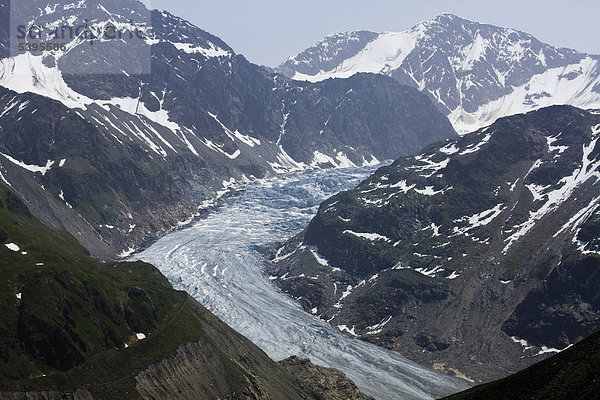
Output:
[{"xmin": 0, "ymin": 184, "xmax": 350, "ymax": 399}]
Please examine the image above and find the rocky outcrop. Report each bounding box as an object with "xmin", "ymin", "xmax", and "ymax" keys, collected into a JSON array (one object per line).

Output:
[
  {"xmin": 135, "ymin": 343, "xmax": 374, "ymax": 400},
  {"xmin": 279, "ymin": 356, "xmax": 375, "ymax": 400},
  {"xmin": 135, "ymin": 341, "xmax": 271, "ymax": 400}
]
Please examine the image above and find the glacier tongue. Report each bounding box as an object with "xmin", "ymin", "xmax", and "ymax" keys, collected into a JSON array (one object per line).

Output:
[{"xmin": 134, "ymin": 166, "xmax": 470, "ymax": 400}]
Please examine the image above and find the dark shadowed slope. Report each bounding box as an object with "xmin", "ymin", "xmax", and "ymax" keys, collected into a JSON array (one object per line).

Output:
[{"xmin": 441, "ymin": 329, "xmax": 600, "ymax": 400}]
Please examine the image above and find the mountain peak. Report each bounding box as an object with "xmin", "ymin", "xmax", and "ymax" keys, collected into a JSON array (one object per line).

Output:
[
  {"xmin": 279, "ymin": 15, "xmax": 600, "ymax": 134},
  {"xmin": 434, "ymin": 12, "xmax": 465, "ymax": 22},
  {"xmin": 415, "ymin": 12, "xmax": 509, "ymax": 35}
]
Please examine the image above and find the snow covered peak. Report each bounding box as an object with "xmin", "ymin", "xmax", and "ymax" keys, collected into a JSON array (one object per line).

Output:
[
  {"xmin": 283, "ymin": 30, "xmax": 417, "ymax": 82},
  {"xmin": 149, "ymin": 10, "xmax": 234, "ymax": 58},
  {"xmin": 0, "ymin": 0, "xmax": 237, "ymax": 107},
  {"xmin": 279, "ymin": 14, "xmax": 600, "ymax": 134},
  {"xmin": 5, "ymin": 0, "xmax": 153, "ymax": 75},
  {"xmin": 3, "ymin": 0, "xmax": 233, "ymax": 77},
  {"xmin": 278, "ymin": 30, "xmax": 378, "ymax": 78},
  {"xmin": 427, "ymin": 12, "xmax": 481, "ymax": 25},
  {"xmin": 280, "ymin": 13, "xmax": 563, "ymax": 83}
]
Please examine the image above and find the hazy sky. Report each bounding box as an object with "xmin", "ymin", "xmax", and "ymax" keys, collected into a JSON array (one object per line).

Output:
[{"xmin": 146, "ymin": 0, "xmax": 600, "ymax": 67}]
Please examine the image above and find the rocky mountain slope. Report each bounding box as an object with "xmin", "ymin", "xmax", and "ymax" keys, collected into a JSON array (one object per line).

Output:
[
  {"xmin": 0, "ymin": 0, "xmax": 456, "ymax": 259},
  {"xmin": 0, "ymin": 182, "xmax": 369, "ymax": 400},
  {"xmin": 267, "ymin": 105, "xmax": 600, "ymax": 382},
  {"xmin": 279, "ymin": 13, "xmax": 600, "ymax": 133},
  {"xmin": 442, "ymin": 329, "xmax": 600, "ymax": 400}
]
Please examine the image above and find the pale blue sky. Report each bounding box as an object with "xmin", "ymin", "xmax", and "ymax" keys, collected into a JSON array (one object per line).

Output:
[{"xmin": 145, "ymin": 0, "xmax": 600, "ymax": 67}]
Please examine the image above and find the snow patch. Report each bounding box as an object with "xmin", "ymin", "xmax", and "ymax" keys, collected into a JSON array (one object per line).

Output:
[
  {"xmin": 170, "ymin": 41, "xmax": 231, "ymax": 58},
  {"xmin": 291, "ymin": 31, "xmax": 417, "ymax": 82},
  {"xmin": 505, "ymin": 138, "xmax": 600, "ymax": 253},
  {"xmin": 439, "ymin": 142, "xmax": 460, "ymax": 155},
  {"xmin": 208, "ymin": 112, "xmax": 261, "ymax": 147},
  {"xmin": 343, "ymin": 230, "xmax": 391, "ymax": 242},
  {"xmin": 414, "ymin": 266, "xmax": 445, "ymax": 277},
  {"xmin": 201, "ymin": 138, "xmax": 240, "ymax": 159},
  {"xmin": 340, "ymin": 285, "xmax": 354, "ymax": 300},
  {"xmin": 337, "ymin": 324, "xmax": 358, "ymax": 336},
  {"xmin": 365, "ymin": 316, "xmax": 392, "ymax": 335},
  {"xmin": 414, "ymin": 186, "xmax": 449, "ymax": 196},
  {"xmin": 411, "ymin": 156, "xmax": 450, "ymax": 178},
  {"xmin": 118, "ymin": 247, "xmax": 136, "ymax": 259},
  {"xmin": 272, "ymin": 244, "xmax": 300, "ymax": 263},
  {"xmin": 389, "ymin": 179, "xmax": 416, "ymax": 193},
  {"xmin": 4, "ymin": 243, "xmax": 20, "ymax": 252},
  {"xmin": 453, "ymin": 203, "xmax": 505, "ymax": 235},
  {"xmin": 0, "ymin": 153, "xmax": 54, "ymax": 175},
  {"xmin": 447, "ymin": 271, "xmax": 460, "ymax": 280},
  {"xmin": 459, "ymin": 132, "xmax": 493, "ymax": 155},
  {"xmin": 0, "ymin": 170, "xmax": 11, "ymax": 187},
  {"xmin": 303, "ymin": 245, "xmax": 336, "ymax": 269},
  {"xmin": 424, "ymin": 223, "xmax": 441, "ymax": 237},
  {"xmin": 511, "ymin": 336, "xmax": 534, "ymax": 351},
  {"xmin": 546, "ymin": 134, "xmax": 568, "ymax": 154},
  {"xmin": 537, "ymin": 344, "xmax": 572, "ymax": 356}
]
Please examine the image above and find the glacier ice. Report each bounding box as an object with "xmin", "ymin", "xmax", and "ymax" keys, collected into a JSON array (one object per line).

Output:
[{"xmin": 134, "ymin": 166, "xmax": 470, "ymax": 400}]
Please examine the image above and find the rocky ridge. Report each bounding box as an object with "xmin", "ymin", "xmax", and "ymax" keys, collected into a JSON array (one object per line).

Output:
[{"xmin": 267, "ymin": 106, "xmax": 600, "ymax": 382}]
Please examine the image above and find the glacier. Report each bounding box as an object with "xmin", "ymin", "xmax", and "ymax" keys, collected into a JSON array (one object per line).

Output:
[{"xmin": 134, "ymin": 166, "xmax": 470, "ymax": 400}]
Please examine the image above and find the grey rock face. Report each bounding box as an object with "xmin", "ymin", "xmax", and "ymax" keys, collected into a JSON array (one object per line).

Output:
[{"xmin": 0, "ymin": 391, "xmax": 94, "ymax": 400}]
